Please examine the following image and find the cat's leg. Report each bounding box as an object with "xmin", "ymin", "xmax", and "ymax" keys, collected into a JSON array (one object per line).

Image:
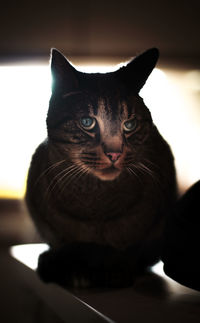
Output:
[
  {"xmin": 37, "ymin": 242, "xmax": 141, "ymax": 288},
  {"xmin": 162, "ymin": 180, "xmax": 200, "ymax": 291}
]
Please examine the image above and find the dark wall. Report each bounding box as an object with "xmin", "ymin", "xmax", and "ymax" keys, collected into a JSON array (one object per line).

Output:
[{"xmin": 0, "ymin": 0, "xmax": 200, "ymax": 67}]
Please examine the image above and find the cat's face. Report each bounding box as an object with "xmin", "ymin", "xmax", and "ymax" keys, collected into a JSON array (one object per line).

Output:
[
  {"xmin": 47, "ymin": 48, "xmax": 159, "ymax": 181},
  {"xmin": 48, "ymin": 92, "xmax": 152, "ymax": 181}
]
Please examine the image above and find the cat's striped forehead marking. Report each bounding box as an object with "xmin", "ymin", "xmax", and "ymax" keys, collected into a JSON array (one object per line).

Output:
[
  {"xmin": 97, "ymin": 97, "xmax": 112, "ymax": 119},
  {"xmin": 86, "ymin": 98, "xmax": 108, "ymax": 118},
  {"xmin": 93, "ymin": 98, "xmax": 111, "ymax": 135},
  {"xmin": 118, "ymin": 101, "xmax": 129, "ymax": 121},
  {"xmin": 96, "ymin": 98, "xmax": 132, "ymax": 121},
  {"xmin": 88, "ymin": 98, "xmax": 112, "ymax": 130}
]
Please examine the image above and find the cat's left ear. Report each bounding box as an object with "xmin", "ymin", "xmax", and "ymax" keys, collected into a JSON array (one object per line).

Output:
[
  {"xmin": 117, "ymin": 48, "xmax": 159, "ymax": 93},
  {"xmin": 50, "ymin": 48, "xmax": 79, "ymax": 95}
]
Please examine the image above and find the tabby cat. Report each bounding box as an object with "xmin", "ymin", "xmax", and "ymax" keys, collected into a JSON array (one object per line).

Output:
[{"xmin": 26, "ymin": 48, "xmax": 177, "ymax": 287}]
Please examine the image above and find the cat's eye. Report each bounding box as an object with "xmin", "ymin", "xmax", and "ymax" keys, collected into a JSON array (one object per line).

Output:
[
  {"xmin": 80, "ymin": 117, "xmax": 96, "ymax": 130},
  {"xmin": 123, "ymin": 118, "xmax": 137, "ymax": 132}
]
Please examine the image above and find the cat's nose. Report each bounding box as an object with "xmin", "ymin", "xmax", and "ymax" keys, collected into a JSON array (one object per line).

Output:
[{"xmin": 106, "ymin": 152, "xmax": 121, "ymax": 162}]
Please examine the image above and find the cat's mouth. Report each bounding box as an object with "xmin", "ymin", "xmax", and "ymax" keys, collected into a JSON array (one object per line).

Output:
[
  {"xmin": 78, "ymin": 152, "xmax": 123, "ymax": 180},
  {"xmin": 94, "ymin": 165, "xmax": 121, "ymax": 181}
]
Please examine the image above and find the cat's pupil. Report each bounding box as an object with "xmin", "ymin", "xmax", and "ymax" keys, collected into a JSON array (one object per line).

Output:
[{"xmin": 83, "ymin": 118, "xmax": 91, "ymax": 126}]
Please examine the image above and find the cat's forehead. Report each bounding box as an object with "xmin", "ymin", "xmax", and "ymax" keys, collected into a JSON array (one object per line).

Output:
[
  {"xmin": 92, "ymin": 97, "xmax": 129, "ymax": 120},
  {"xmin": 87, "ymin": 94, "xmax": 141, "ymax": 120},
  {"xmin": 57, "ymin": 90, "xmax": 146, "ymax": 122}
]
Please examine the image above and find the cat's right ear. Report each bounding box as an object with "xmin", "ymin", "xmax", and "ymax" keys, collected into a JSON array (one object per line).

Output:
[
  {"xmin": 50, "ymin": 49, "xmax": 79, "ymax": 95},
  {"xmin": 116, "ymin": 48, "xmax": 159, "ymax": 93}
]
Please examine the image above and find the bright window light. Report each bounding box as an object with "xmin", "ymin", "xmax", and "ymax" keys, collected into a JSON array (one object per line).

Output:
[
  {"xmin": 141, "ymin": 68, "xmax": 200, "ymax": 191},
  {"xmin": 0, "ymin": 64, "xmax": 199, "ymax": 198},
  {"xmin": 0, "ymin": 65, "xmax": 51, "ymax": 198},
  {"xmin": 11, "ymin": 243, "xmax": 49, "ymax": 270}
]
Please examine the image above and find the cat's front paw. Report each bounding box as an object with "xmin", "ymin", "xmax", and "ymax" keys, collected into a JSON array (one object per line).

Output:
[
  {"xmin": 37, "ymin": 249, "xmax": 64, "ymax": 285},
  {"xmin": 37, "ymin": 243, "xmax": 136, "ymax": 288}
]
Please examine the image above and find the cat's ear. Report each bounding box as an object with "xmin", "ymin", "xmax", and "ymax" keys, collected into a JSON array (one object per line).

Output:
[
  {"xmin": 117, "ymin": 48, "xmax": 159, "ymax": 93},
  {"xmin": 50, "ymin": 48, "xmax": 79, "ymax": 94}
]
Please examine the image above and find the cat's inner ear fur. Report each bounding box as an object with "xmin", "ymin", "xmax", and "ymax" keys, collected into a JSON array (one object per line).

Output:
[
  {"xmin": 116, "ymin": 48, "xmax": 159, "ymax": 93},
  {"xmin": 51, "ymin": 48, "xmax": 79, "ymax": 95}
]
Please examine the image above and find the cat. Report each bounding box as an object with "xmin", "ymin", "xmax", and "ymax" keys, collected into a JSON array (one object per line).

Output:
[{"xmin": 25, "ymin": 48, "xmax": 177, "ymax": 288}]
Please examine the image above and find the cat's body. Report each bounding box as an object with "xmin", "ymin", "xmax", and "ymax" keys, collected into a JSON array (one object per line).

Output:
[{"xmin": 26, "ymin": 48, "xmax": 177, "ymax": 287}]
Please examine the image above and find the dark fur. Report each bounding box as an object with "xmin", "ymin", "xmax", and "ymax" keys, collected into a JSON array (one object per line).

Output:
[{"xmin": 26, "ymin": 48, "xmax": 177, "ymax": 288}]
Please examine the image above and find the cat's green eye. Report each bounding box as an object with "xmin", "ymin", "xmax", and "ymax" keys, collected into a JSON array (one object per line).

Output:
[
  {"xmin": 123, "ymin": 118, "xmax": 137, "ymax": 132},
  {"xmin": 80, "ymin": 117, "xmax": 96, "ymax": 130}
]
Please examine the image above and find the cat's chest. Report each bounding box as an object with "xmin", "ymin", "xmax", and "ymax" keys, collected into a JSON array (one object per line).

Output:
[
  {"xmin": 54, "ymin": 175, "xmax": 143, "ymax": 221},
  {"xmin": 42, "ymin": 172, "xmax": 165, "ymax": 248},
  {"xmin": 47, "ymin": 181, "xmax": 159, "ymax": 249}
]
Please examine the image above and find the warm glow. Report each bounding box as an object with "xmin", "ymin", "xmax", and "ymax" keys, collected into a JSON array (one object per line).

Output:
[
  {"xmin": 0, "ymin": 65, "xmax": 51, "ymax": 198},
  {"xmin": 141, "ymin": 68, "xmax": 200, "ymax": 191},
  {"xmin": 0, "ymin": 64, "xmax": 199, "ymax": 198}
]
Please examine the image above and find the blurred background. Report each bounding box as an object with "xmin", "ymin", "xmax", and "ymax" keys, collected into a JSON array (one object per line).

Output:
[
  {"xmin": 0, "ymin": 0, "xmax": 199, "ymax": 242},
  {"xmin": 0, "ymin": 1, "xmax": 199, "ymax": 321}
]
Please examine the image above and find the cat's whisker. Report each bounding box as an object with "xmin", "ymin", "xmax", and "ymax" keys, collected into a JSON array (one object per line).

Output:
[
  {"xmin": 81, "ymin": 158, "xmax": 99, "ymax": 162},
  {"xmin": 126, "ymin": 166, "xmax": 136, "ymax": 176},
  {"xmin": 82, "ymin": 161, "xmax": 108, "ymax": 167},
  {"xmin": 124, "ymin": 157, "xmax": 160, "ymax": 186},
  {"xmin": 76, "ymin": 163, "xmax": 93, "ymax": 180},
  {"xmin": 66, "ymin": 165, "xmax": 86, "ymax": 184},
  {"xmin": 58, "ymin": 166, "xmax": 85, "ymax": 194},
  {"xmin": 126, "ymin": 166, "xmax": 143, "ymax": 184},
  {"xmin": 34, "ymin": 159, "xmax": 66, "ymax": 188},
  {"xmin": 134, "ymin": 162, "xmax": 160, "ymax": 186},
  {"xmin": 71, "ymin": 164, "xmax": 90, "ymax": 183},
  {"xmin": 84, "ymin": 162, "xmax": 99, "ymax": 166},
  {"xmin": 51, "ymin": 165, "xmax": 79, "ymax": 191},
  {"xmin": 80, "ymin": 152, "xmax": 97, "ymax": 156},
  {"xmin": 43, "ymin": 164, "xmax": 79, "ymax": 201},
  {"xmin": 142, "ymin": 158, "xmax": 161, "ymax": 171},
  {"xmin": 127, "ymin": 157, "xmax": 157, "ymax": 172},
  {"xmin": 69, "ymin": 152, "xmax": 98, "ymax": 157},
  {"xmin": 59, "ymin": 163, "xmax": 91, "ymax": 194},
  {"xmin": 137, "ymin": 162, "xmax": 155, "ymax": 177}
]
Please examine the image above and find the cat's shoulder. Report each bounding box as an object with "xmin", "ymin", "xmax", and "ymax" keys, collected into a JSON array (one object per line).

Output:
[
  {"xmin": 28, "ymin": 139, "xmax": 49, "ymax": 176},
  {"xmin": 31, "ymin": 139, "xmax": 48, "ymax": 159}
]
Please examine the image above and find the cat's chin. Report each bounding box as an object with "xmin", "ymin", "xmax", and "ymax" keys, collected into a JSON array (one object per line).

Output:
[{"xmin": 94, "ymin": 167, "xmax": 121, "ymax": 181}]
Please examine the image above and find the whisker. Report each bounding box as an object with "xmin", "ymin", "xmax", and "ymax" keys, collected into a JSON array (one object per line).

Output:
[
  {"xmin": 137, "ymin": 162, "xmax": 155, "ymax": 177},
  {"xmin": 81, "ymin": 152, "xmax": 97, "ymax": 156},
  {"xmin": 135, "ymin": 162, "xmax": 160, "ymax": 186},
  {"xmin": 81, "ymin": 161, "xmax": 108, "ymax": 166},
  {"xmin": 50, "ymin": 165, "xmax": 79, "ymax": 193},
  {"xmin": 69, "ymin": 152, "xmax": 97, "ymax": 157},
  {"xmin": 124, "ymin": 155, "xmax": 160, "ymax": 186},
  {"xmin": 142, "ymin": 158, "xmax": 161, "ymax": 171},
  {"xmin": 126, "ymin": 166, "xmax": 143, "ymax": 183},
  {"xmin": 43, "ymin": 164, "xmax": 79, "ymax": 201},
  {"xmin": 59, "ymin": 163, "xmax": 90, "ymax": 194},
  {"xmin": 34, "ymin": 159, "xmax": 66, "ymax": 188},
  {"xmin": 80, "ymin": 158, "xmax": 99, "ymax": 162},
  {"xmin": 58, "ymin": 166, "xmax": 84, "ymax": 194}
]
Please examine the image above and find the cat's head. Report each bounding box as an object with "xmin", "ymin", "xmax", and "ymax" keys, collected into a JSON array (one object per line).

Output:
[{"xmin": 47, "ymin": 48, "xmax": 159, "ymax": 181}]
